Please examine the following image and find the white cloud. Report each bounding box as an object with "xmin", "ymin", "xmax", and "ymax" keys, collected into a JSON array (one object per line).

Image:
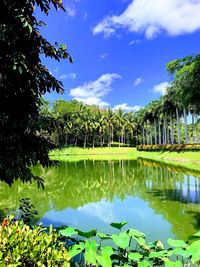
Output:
[
  {"xmin": 93, "ymin": 0, "xmax": 200, "ymax": 39},
  {"xmin": 84, "ymin": 13, "xmax": 88, "ymax": 20},
  {"xmin": 113, "ymin": 103, "xmax": 142, "ymax": 112},
  {"xmin": 75, "ymin": 96, "xmax": 110, "ymax": 107},
  {"xmin": 99, "ymin": 53, "xmax": 108, "ymax": 60},
  {"xmin": 65, "ymin": 3, "xmax": 76, "ymax": 17},
  {"xmin": 70, "ymin": 73, "xmax": 121, "ymax": 107},
  {"xmin": 129, "ymin": 39, "xmax": 141, "ymax": 45},
  {"xmin": 53, "ymin": 67, "xmax": 59, "ymax": 73},
  {"xmin": 78, "ymin": 200, "xmax": 115, "ymax": 224},
  {"xmin": 152, "ymin": 82, "xmax": 169, "ymax": 95},
  {"xmin": 59, "ymin": 72, "xmax": 76, "ymax": 80},
  {"xmin": 133, "ymin": 77, "xmax": 143, "ymax": 86}
]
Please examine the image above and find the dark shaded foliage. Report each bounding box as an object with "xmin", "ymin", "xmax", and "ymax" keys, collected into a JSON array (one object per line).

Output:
[{"xmin": 0, "ymin": 0, "xmax": 72, "ymax": 185}]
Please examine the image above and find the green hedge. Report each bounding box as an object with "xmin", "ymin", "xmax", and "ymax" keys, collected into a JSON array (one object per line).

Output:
[{"xmin": 137, "ymin": 144, "xmax": 200, "ymax": 152}]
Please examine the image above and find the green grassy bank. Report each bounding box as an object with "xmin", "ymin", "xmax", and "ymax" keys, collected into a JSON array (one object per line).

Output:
[{"xmin": 50, "ymin": 147, "xmax": 200, "ymax": 170}]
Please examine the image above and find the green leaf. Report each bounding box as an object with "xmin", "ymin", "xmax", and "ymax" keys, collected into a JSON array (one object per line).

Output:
[
  {"xmin": 173, "ymin": 248, "xmax": 192, "ymax": 259},
  {"xmin": 23, "ymin": 21, "xmax": 28, "ymax": 27},
  {"xmin": 165, "ymin": 261, "xmax": 182, "ymax": 267},
  {"xmin": 111, "ymin": 232, "xmax": 129, "ymax": 249},
  {"xmin": 130, "ymin": 234, "xmax": 146, "ymax": 248},
  {"xmin": 76, "ymin": 229, "xmax": 97, "ymax": 238},
  {"xmin": 128, "ymin": 252, "xmax": 143, "ymax": 262},
  {"xmin": 28, "ymin": 24, "xmax": 32, "ymax": 33},
  {"xmin": 84, "ymin": 240, "xmax": 97, "ymax": 265},
  {"xmin": 61, "ymin": 44, "xmax": 66, "ymax": 50},
  {"xmin": 138, "ymin": 260, "xmax": 151, "ymax": 267},
  {"xmin": 110, "ymin": 221, "xmax": 127, "ymax": 230},
  {"xmin": 168, "ymin": 238, "xmax": 188, "ymax": 248},
  {"xmin": 101, "ymin": 246, "xmax": 113, "ymax": 257},
  {"xmin": 190, "ymin": 240, "xmax": 200, "ymax": 264},
  {"xmin": 18, "ymin": 66, "xmax": 22, "ymax": 74},
  {"xmin": 155, "ymin": 240, "xmax": 164, "ymax": 250},
  {"xmin": 59, "ymin": 227, "xmax": 78, "ymax": 237},
  {"xmin": 149, "ymin": 250, "xmax": 172, "ymax": 259},
  {"xmin": 128, "ymin": 228, "xmax": 145, "ymax": 238},
  {"xmin": 97, "ymin": 232, "xmax": 111, "ymax": 240},
  {"xmin": 69, "ymin": 56, "xmax": 73, "ymax": 63},
  {"xmin": 68, "ymin": 243, "xmax": 84, "ymax": 258},
  {"xmin": 97, "ymin": 246, "xmax": 113, "ymax": 267}
]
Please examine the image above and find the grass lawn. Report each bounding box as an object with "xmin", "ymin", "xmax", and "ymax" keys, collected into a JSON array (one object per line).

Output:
[
  {"xmin": 49, "ymin": 147, "xmax": 137, "ymax": 161},
  {"xmin": 50, "ymin": 146, "xmax": 200, "ymax": 170}
]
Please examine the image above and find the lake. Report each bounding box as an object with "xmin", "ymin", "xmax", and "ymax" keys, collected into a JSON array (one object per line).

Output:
[{"xmin": 0, "ymin": 158, "xmax": 200, "ymax": 243}]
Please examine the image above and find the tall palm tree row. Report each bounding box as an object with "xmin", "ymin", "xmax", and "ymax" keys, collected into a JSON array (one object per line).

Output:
[{"xmin": 135, "ymin": 54, "xmax": 200, "ymax": 145}]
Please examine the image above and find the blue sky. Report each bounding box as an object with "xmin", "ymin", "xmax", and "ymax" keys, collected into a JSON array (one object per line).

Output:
[{"xmin": 37, "ymin": 0, "xmax": 200, "ymax": 111}]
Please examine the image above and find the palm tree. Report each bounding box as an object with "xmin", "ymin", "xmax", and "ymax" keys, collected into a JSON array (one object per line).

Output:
[
  {"xmin": 115, "ymin": 108, "xmax": 126, "ymax": 146},
  {"xmin": 124, "ymin": 112, "xmax": 135, "ymax": 147}
]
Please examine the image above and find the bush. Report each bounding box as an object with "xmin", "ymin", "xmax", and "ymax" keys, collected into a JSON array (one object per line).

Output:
[
  {"xmin": 0, "ymin": 216, "xmax": 69, "ymax": 267},
  {"xmin": 137, "ymin": 144, "xmax": 200, "ymax": 152}
]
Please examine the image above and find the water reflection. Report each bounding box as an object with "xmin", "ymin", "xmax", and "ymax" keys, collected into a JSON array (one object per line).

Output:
[
  {"xmin": 137, "ymin": 159, "xmax": 200, "ymax": 204},
  {"xmin": 0, "ymin": 158, "xmax": 200, "ymax": 241}
]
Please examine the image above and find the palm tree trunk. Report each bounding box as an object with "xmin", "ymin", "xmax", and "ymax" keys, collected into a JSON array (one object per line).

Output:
[
  {"xmin": 100, "ymin": 135, "xmax": 103, "ymax": 148},
  {"xmin": 192, "ymin": 113, "xmax": 195, "ymax": 144},
  {"xmin": 146, "ymin": 122, "xmax": 149, "ymax": 145},
  {"xmin": 142, "ymin": 125, "xmax": 145, "ymax": 145},
  {"xmin": 176, "ymin": 107, "xmax": 181, "ymax": 144},
  {"xmin": 158, "ymin": 117, "xmax": 161, "ymax": 145},
  {"xmin": 183, "ymin": 107, "xmax": 188, "ymax": 144},
  {"xmin": 92, "ymin": 135, "xmax": 95, "ymax": 148},
  {"xmin": 154, "ymin": 119, "xmax": 157, "ymax": 145},
  {"xmin": 170, "ymin": 116, "xmax": 174, "ymax": 144},
  {"xmin": 65, "ymin": 133, "xmax": 68, "ymax": 146},
  {"xmin": 111, "ymin": 125, "xmax": 114, "ymax": 145},
  {"xmin": 166, "ymin": 120, "xmax": 169, "ymax": 144},
  {"xmin": 195, "ymin": 114, "xmax": 199, "ymax": 144},
  {"xmin": 164, "ymin": 116, "xmax": 167, "ymax": 144},
  {"xmin": 150, "ymin": 124, "xmax": 153, "ymax": 145},
  {"xmin": 84, "ymin": 131, "xmax": 87, "ymax": 148},
  {"xmin": 163, "ymin": 118, "xmax": 167, "ymax": 145},
  {"xmin": 108, "ymin": 126, "xmax": 111, "ymax": 147},
  {"xmin": 74, "ymin": 136, "xmax": 77, "ymax": 147}
]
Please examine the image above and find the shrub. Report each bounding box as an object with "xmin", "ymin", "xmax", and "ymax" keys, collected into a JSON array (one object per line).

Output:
[
  {"xmin": 0, "ymin": 216, "xmax": 69, "ymax": 267},
  {"xmin": 137, "ymin": 144, "xmax": 200, "ymax": 152}
]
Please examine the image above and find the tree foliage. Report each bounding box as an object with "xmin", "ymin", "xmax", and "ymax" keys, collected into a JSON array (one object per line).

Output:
[
  {"xmin": 0, "ymin": 0, "xmax": 72, "ymax": 185},
  {"xmin": 41, "ymin": 99, "xmax": 137, "ymax": 148}
]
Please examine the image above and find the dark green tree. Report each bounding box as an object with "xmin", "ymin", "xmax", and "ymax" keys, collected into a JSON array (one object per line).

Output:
[{"xmin": 0, "ymin": 0, "xmax": 72, "ymax": 186}]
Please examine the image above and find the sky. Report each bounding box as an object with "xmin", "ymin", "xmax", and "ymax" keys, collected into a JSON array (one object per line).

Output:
[{"xmin": 36, "ymin": 0, "xmax": 200, "ymax": 112}]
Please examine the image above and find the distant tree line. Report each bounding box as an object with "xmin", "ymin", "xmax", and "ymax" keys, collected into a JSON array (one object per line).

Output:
[{"xmin": 40, "ymin": 99, "xmax": 136, "ymax": 148}]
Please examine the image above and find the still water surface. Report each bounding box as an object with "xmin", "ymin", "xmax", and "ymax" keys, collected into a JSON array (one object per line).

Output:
[{"xmin": 0, "ymin": 158, "xmax": 200, "ymax": 242}]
